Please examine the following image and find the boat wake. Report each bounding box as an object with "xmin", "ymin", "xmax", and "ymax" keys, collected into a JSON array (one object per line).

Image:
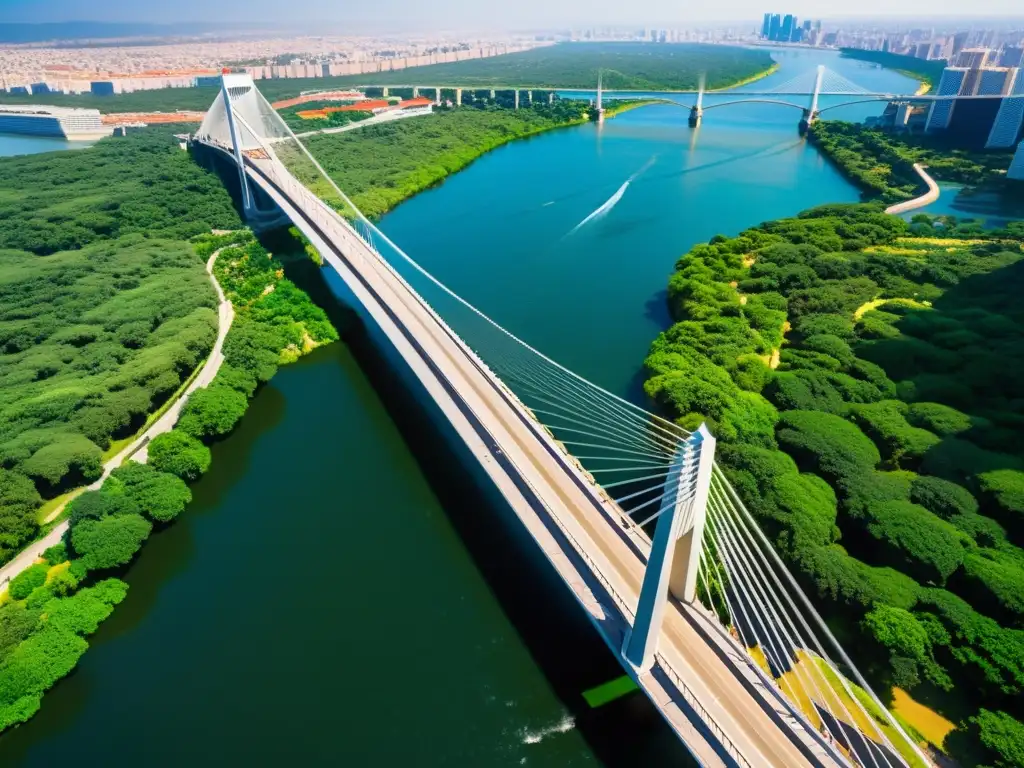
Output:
[
  {"xmin": 520, "ymin": 714, "xmax": 576, "ymax": 745},
  {"xmin": 566, "ymin": 155, "xmax": 657, "ymax": 235}
]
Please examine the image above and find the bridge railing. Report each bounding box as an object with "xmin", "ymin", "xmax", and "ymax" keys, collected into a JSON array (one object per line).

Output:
[{"xmin": 655, "ymin": 653, "xmax": 755, "ymax": 768}]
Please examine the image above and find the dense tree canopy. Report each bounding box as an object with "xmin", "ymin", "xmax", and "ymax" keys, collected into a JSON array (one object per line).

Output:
[
  {"xmin": 646, "ymin": 203, "xmax": 1024, "ymax": 764},
  {"xmin": 0, "ymin": 128, "xmax": 242, "ymax": 563},
  {"xmin": 809, "ymin": 121, "xmax": 1015, "ymax": 202}
]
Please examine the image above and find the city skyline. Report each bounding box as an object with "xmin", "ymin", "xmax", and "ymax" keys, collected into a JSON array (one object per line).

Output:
[{"xmin": 1, "ymin": 1, "xmax": 1024, "ymax": 29}]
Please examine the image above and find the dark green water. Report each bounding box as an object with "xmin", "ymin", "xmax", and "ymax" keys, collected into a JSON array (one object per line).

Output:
[{"xmin": 0, "ymin": 49, "xmax": 937, "ymax": 766}]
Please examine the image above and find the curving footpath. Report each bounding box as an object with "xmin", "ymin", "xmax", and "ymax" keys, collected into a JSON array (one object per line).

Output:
[
  {"xmin": 0, "ymin": 249, "xmax": 234, "ymax": 590},
  {"xmin": 885, "ymin": 163, "xmax": 940, "ymax": 216}
]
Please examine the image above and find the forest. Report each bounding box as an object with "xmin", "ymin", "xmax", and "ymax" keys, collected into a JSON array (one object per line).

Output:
[
  {"xmin": 299, "ymin": 99, "xmax": 593, "ymax": 218},
  {"xmin": 839, "ymin": 50, "xmax": 946, "ymax": 92},
  {"xmin": 312, "ymin": 42, "xmax": 777, "ymax": 91},
  {"xmin": 0, "ymin": 127, "xmax": 242, "ymax": 567},
  {"xmin": 808, "ymin": 121, "xmax": 1016, "ymax": 202},
  {"xmin": 645, "ymin": 203, "xmax": 1024, "ymax": 767}
]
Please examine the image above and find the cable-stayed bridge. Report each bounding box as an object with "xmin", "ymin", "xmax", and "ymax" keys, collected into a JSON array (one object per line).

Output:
[{"xmin": 193, "ymin": 73, "xmax": 935, "ymax": 768}]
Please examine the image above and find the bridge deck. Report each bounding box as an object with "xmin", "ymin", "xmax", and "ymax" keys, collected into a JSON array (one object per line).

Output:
[{"xmin": 236, "ymin": 151, "xmax": 846, "ymax": 768}]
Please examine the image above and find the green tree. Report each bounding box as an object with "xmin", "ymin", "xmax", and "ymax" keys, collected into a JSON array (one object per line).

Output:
[
  {"xmin": 70, "ymin": 514, "xmax": 152, "ymax": 571},
  {"xmin": 110, "ymin": 462, "xmax": 191, "ymax": 523},
  {"xmin": 176, "ymin": 383, "xmax": 249, "ymax": 441},
  {"xmin": 8, "ymin": 563, "xmax": 49, "ymax": 601},
  {"xmin": 146, "ymin": 430, "xmax": 211, "ymax": 482}
]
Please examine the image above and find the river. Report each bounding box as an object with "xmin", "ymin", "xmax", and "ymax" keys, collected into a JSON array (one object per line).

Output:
[
  {"xmin": 0, "ymin": 49, "xmax": 942, "ymax": 766},
  {"xmin": 0, "ymin": 134, "xmax": 96, "ymax": 157}
]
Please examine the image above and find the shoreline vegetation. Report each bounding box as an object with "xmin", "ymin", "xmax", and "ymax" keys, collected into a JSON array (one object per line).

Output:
[
  {"xmin": 0, "ymin": 127, "xmax": 338, "ymax": 732},
  {"xmin": 292, "ymin": 100, "xmax": 595, "ymax": 219},
  {"xmin": 707, "ymin": 62, "xmax": 781, "ymax": 92},
  {"xmin": 645, "ymin": 203, "xmax": 1024, "ymax": 768},
  {"xmin": 838, "ymin": 49, "xmax": 945, "ymax": 93},
  {"xmin": 807, "ymin": 121, "xmax": 1017, "ymax": 204}
]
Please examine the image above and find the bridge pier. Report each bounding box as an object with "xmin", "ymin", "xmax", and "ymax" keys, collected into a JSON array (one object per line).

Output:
[
  {"xmin": 436, "ymin": 86, "xmax": 443, "ymax": 104},
  {"xmin": 412, "ymin": 86, "xmax": 419, "ymax": 98},
  {"xmin": 798, "ymin": 108, "xmax": 819, "ymax": 135},
  {"xmin": 514, "ymin": 89, "xmax": 519, "ymax": 110},
  {"xmin": 622, "ymin": 425, "xmax": 716, "ymax": 672}
]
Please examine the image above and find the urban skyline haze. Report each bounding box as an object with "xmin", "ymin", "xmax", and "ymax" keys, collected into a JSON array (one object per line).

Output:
[{"xmin": 1, "ymin": 0, "xmax": 1023, "ymax": 30}]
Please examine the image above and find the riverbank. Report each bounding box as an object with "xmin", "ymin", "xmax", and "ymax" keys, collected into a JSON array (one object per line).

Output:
[
  {"xmin": 807, "ymin": 120, "xmax": 1015, "ymax": 203},
  {"xmin": 0, "ymin": 231, "xmax": 338, "ymax": 733},
  {"xmin": 301, "ymin": 103, "xmax": 594, "ymax": 218},
  {"xmin": 707, "ymin": 62, "xmax": 781, "ymax": 92},
  {"xmin": 601, "ymin": 99, "xmax": 662, "ymax": 118}
]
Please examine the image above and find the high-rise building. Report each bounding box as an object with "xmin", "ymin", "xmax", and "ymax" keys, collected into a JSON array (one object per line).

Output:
[
  {"xmin": 1000, "ymin": 46, "xmax": 1024, "ymax": 68},
  {"xmin": 914, "ymin": 42, "xmax": 931, "ymax": 59},
  {"xmin": 956, "ymin": 48, "xmax": 991, "ymax": 68},
  {"xmin": 1008, "ymin": 140, "xmax": 1024, "ymax": 180},
  {"xmin": 952, "ymin": 31, "xmax": 970, "ymax": 57},
  {"xmin": 762, "ymin": 13, "xmax": 772, "ymax": 39},
  {"xmin": 780, "ymin": 14, "xmax": 795, "ymax": 43},
  {"xmin": 986, "ymin": 69, "xmax": 1024, "ymax": 148},
  {"xmin": 926, "ymin": 67, "xmax": 968, "ymax": 131},
  {"xmin": 769, "ymin": 14, "xmax": 782, "ymax": 42}
]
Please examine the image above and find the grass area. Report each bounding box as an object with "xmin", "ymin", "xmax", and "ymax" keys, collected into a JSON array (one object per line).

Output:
[
  {"xmin": 891, "ymin": 687, "xmax": 956, "ymax": 750},
  {"xmin": 34, "ymin": 490, "xmax": 81, "ymax": 526},
  {"xmin": 777, "ymin": 653, "xmax": 931, "ymax": 768}
]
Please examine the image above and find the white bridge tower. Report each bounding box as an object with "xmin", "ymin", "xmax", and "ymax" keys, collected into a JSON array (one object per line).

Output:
[{"xmin": 623, "ymin": 425, "xmax": 716, "ymax": 671}]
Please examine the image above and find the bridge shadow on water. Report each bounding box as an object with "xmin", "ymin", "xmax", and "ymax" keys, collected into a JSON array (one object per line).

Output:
[{"xmin": 282, "ymin": 252, "xmax": 697, "ymax": 767}]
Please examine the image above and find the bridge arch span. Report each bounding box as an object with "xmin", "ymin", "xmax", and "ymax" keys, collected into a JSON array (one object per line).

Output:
[
  {"xmin": 702, "ymin": 98, "xmax": 807, "ymax": 112},
  {"xmin": 815, "ymin": 97, "xmax": 895, "ymax": 115}
]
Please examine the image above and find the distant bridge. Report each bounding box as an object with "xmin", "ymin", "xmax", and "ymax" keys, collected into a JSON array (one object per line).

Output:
[
  {"xmin": 192, "ymin": 73, "xmax": 935, "ymax": 768},
  {"xmin": 592, "ymin": 65, "xmax": 1009, "ymax": 132}
]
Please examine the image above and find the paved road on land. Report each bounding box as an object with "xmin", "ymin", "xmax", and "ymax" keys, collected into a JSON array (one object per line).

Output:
[{"xmin": 0, "ymin": 249, "xmax": 234, "ymax": 590}]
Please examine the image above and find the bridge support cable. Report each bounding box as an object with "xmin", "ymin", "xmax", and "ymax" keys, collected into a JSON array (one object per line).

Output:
[
  {"xmin": 704, "ymin": 501, "xmax": 818, "ymax": 723},
  {"xmin": 711, "ymin": 469, "xmax": 933, "ymax": 768},
  {"xmin": 227, "ymin": 103, "xmax": 691, "ymax": 517},
  {"xmin": 706, "ymin": 488, "xmax": 887, "ymax": 768},
  {"xmin": 708, "ymin": 483, "xmax": 899, "ymax": 768},
  {"xmin": 238, "ymin": 87, "xmax": 693, "ymax": 436},
  {"xmin": 761, "ymin": 66, "xmax": 874, "ymax": 97}
]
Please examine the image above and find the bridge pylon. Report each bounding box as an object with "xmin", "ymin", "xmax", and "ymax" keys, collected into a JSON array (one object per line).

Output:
[
  {"xmin": 622, "ymin": 424, "xmax": 716, "ymax": 672},
  {"xmin": 799, "ymin": 64, "xmax": 825, "ymax": 134},
  {"xmin": 596, "ymin": 69, "xmax": 605, "ymax": 124},
  {"xmin": 689, "ymin": 73, "xmax": 705, "ymax": 127}
]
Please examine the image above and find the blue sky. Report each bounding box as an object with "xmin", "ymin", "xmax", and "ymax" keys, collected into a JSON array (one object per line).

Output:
[{"xmin": 0, "ymin": 0, "xmax": 1022, "ymax": 28}]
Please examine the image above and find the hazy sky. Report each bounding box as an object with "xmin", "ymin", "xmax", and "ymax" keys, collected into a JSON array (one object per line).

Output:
[{"xmin": 0, "ymin": 0, "xmax": 1022, "ymax": 29}]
